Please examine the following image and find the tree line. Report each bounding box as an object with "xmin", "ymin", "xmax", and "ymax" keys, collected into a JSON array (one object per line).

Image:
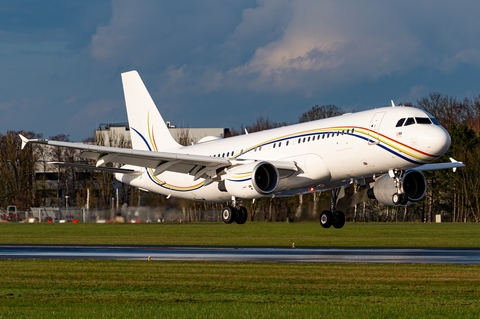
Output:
[{"xmin": 1, "ymin": 92, "xmax": 479, "ymax": 222}]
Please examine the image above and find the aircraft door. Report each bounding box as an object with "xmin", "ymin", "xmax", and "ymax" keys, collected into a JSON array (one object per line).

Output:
[{"xmin": 367, "ymin": 112, "xmax": 385, "ymax": 145}]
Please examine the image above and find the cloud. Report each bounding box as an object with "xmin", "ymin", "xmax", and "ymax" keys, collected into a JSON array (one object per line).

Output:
[
  {"xmin": 3, "ymin": 1, "xmax": 480, "ymax": 140},
  {"xmin": 88, "ymin": 1, "xmax": 480, "ymax": 99},
  {"xmin": 0, "ymin": 100, "xmax": 19, "ymax": 111},
  {"xmin": 226, "ymin": 1, "xmax": 426, "ymax": 94}
]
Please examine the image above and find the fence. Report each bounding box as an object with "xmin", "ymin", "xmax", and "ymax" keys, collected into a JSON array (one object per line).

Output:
[{"xmin": 25, "ymin": 206, "xmax": 223, "ymax": 223}]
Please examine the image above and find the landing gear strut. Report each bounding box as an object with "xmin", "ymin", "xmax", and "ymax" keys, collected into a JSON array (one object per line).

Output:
[{"xmin": 320, "ymin": 187, "xmax": 345, "ymax": 229}]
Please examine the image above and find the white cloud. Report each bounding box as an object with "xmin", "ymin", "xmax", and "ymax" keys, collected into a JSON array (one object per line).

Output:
[{"xmin": 225, "ymin": 1, "xmax": 426, "ymax": 94}]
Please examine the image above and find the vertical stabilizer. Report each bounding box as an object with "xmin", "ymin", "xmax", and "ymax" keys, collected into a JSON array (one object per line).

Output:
[{"xmin": 121, "ymin": 71, "xmax": 181, "ymax": 151}]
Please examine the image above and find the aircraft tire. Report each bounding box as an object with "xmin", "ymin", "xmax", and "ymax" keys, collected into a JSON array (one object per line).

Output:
[
  {"xmin": 320, "ymin": 210, "xmax": 333, "ymax": 228},
  {"xmin": 234, "ymin": 206, "xmax": 248, "ymax": 224},
  {"xmin": 221, "ymin": 206, "xmax": 235, "ymax": 224},
  {"xmin": 392, "ymin": 193, "xmax": 407, "ymax": 206},
  {"xmin": 332, "ymin": 211, "xmax": 345, "ymax": 229}
]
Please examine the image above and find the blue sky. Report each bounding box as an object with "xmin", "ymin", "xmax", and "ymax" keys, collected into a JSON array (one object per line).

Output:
[{"xmin": 1, "ymin": 1, "xmax": 480, "ymax": 141}]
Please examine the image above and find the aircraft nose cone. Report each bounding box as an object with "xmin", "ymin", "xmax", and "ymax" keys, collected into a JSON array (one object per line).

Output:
[{"xmin": 425, "ymin": 125, "xmax": 451, "ymax": 157}]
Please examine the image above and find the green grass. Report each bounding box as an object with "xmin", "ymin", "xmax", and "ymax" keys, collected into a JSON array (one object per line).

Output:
[
  {"xmin": 0, "ymin": 222, "xmax": 479, "ymax": 247},
  {"xmin": 0, "ymin": 260, "xmax": 479, "ymax": 318},
  {"xmin": 1, "ymin": 222, "xmax": 480, "ymax": 318}
]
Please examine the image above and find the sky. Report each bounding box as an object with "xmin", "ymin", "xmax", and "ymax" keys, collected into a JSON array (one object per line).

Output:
[{"xmin": 1, "ymin": 0, "xmax": 480, "ymax": 141}]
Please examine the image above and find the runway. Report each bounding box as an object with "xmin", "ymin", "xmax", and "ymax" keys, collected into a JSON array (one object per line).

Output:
[{"xmin": 1, "ymin": 245, "xmax": 480, "ymax": 264}]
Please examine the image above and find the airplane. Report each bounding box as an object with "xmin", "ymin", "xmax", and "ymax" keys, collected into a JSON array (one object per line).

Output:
[{"xmin": 20, "ymin": 70, "xmax": 464, "ymax": 229}]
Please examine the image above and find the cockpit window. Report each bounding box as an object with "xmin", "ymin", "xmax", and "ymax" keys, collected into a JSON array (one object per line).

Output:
[
  {"xmin": 396, "ymin": 118, "xmax": 405, "ymax": 127},
  {"xmin": 404, "ymin": 117, "xmax": 415, "ymax": 126},
  {"xmin": 415, "ymin": 117, "xmax": 432, "ymax": 124},
  {"xmin": 430, "ymin": 117, "xmax": 440, "ymax": 125}
]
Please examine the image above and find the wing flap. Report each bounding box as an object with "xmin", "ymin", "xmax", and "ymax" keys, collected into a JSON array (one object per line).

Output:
[{"xmin": 50, "ymin": 162, "xmax": 143, "ymax": 174}]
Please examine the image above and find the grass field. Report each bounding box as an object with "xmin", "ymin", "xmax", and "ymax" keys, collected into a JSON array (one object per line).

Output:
[
  {"xmin": 1, "ymin": 222, "xmax": 479, "ymax": 318},
  {"xmin": 0, "ymin": 221, "xmax": 479, "ymax": 247}
]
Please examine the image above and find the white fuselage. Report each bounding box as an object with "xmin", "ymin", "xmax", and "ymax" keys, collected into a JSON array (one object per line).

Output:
[{"xmin": 116, "ymin": 106, "xmax": 450, "ymax": 201}]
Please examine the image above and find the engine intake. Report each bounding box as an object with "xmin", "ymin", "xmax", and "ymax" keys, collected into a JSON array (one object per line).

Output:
[
  {"xmin": 221, "ymin": 161, "xmax": 279, "ymax": 199},
  {"xmin": 367, "ymin": 170, "xmax": 427, "ymax": 205}
]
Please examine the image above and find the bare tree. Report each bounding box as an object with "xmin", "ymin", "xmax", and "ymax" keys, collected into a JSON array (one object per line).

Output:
[
  {"xmin": 0, "ymin": 131, "xmax": 42, "ymax": 209},
  {"xmin": 299, "ymin": 104, "xmax": 343, "ymax": 123}
]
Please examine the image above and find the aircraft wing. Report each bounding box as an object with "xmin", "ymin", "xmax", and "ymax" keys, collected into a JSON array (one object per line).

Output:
[
  {"xmin": 20, "ymin": 135, "xmax": 231, "ymax": 179},
  {"xmin": 20, "ymin": 135, "xmax": 298, "ymax": 180},
  {"xmin": 411, "ymin": 157, "xmax": 465, "ymax": 172}
]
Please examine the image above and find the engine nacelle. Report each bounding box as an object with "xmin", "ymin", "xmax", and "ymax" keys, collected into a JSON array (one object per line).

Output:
[
  {"xmin": 222, "ymin": 161, "xmax": 279, "ymax": 199},
  {"xmin": 367, "ymin": 170, "xmax": 427, "ymax": 206}
]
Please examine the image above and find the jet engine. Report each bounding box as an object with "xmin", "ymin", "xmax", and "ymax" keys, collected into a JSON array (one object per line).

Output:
[
  {"xmin": 221, "ymin": 161, "xmax": 279, "ymax": 199},
  {"xmin": 367, "ymin": 170, "xmax": 427, "ymax": 206}
]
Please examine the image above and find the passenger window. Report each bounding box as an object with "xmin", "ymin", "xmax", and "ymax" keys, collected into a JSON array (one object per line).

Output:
[
  {"xmin": 415, "ymin": 117, "xmax": 432, "ymax": 124},
  {"xmin": 307, "ymin": 137, "xmax": 310, "ymax": 142},
  {"xmin": 404, "ymin": 118, "xmax": 415, "ymax": 126},
  {"xmin": 286, "ymin": 141, "xmax": 289, "ymax": 146},
  {"xmin": 273, "ymin": 143, "xmax": 276, "ymax": 148},
  {"xmin": 396, "ymin": 118, "xmax": 405, "ymax": 127}
]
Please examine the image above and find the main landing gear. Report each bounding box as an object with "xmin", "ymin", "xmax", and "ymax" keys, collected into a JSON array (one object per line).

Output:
[
  {"xmin": 320, "ymin": 187, "xmax": 345, "ymax": 229},
  {"xmin": 222, "ymin": 197, "xmax": 248, "ymax": 225}
]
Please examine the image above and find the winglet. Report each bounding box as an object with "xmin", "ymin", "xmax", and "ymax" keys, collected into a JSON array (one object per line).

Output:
[
  {"xmin": 449, "ymin": 157, "xmax": 462, "ymax": 172},
  {"xmin": 19, "ymin": 134, "xmax": 48, "ymax": 149},
  {"xmin": 19, "ymin": 134, "xmax": 29, "ymax": 150}
]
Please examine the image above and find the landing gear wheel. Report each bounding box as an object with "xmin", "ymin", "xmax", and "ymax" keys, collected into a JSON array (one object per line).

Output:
[
  {"xmin": 392, "ymin": 193, "xmax": 407, "ymax": 206},
  {"xmin": 221, "ymin": 206, "xmax": 235, "ymax": 224},
  {"xmin": 234, "ymin": 206, "xmax": 248, "ymax": 224},
  {"xmin": 332, "ymin": 211, "xmax": 345, "ymax": 229},
  {"xmin": 320, "ymin": 210, "xmax": 333, "ymax": 228}
]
